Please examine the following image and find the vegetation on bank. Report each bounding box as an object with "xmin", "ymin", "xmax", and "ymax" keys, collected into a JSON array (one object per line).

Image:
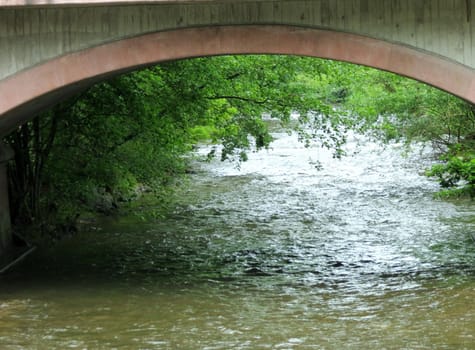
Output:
[
  {"xmin": 5, "ymin": 55, "xmax": 475, "ymax": 241},
  {"xmin": 334, "ymin": 65, "xmax": 475, "ymax": 198}
]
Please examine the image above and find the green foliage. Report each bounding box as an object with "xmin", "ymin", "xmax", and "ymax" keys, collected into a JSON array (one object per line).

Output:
[
  {"xmin": 306, "ymin": 60, "xmax": 475, "ymax": 197},
  {"xmin": 13, "ymin": 52, "xmax": 475, "ymax": 238},
  {"xmin": 333, "ymin": 63, "xmax": 475, "ymax": 149},
  {"xmin": 425, "ymin": 151, "xmax": 475, "ymax": 198},
  {"xmin": 6, "ymin": 55, "xmax": 349, "ymax": 237}
]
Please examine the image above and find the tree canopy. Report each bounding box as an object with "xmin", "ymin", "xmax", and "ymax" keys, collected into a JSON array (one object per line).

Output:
[
  {"xmin": 6, "ymin": 55, "xmax": 344, "ymax": 236},
  {"xmin": 6, "ymin": 54, "xmax": 475, "ymax": 240}
]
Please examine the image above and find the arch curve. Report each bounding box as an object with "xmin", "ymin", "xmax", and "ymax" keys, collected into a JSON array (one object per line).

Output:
[{"xmin": 1, "ymin": 25, "xmax": 475, "ymax": 135}]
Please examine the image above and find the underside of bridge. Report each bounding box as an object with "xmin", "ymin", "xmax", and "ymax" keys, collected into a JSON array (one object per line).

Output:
[
  {"xmin": 2, "ymin": 0, "xmax": 475, "ymax": 134},
  {"xmin": 1, "ymin": 25, "xmax": 475, "ymax": 138}
]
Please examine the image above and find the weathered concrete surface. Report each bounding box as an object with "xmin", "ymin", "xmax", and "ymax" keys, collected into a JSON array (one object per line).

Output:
[
  {"xmin": 0, "ymin": 0, "xmax": 475, "ymax": 133},
  {"xmin": 0, "ymin": 142, "xmax": 13, "ymax": 256},
  {"xmin": 1, "ymin": 0, "xmax": 474, "ymax": 82}
]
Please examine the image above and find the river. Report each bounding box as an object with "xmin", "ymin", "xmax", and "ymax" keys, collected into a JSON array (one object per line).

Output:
[{"xmin": 1, "ymin": 131, "xmax": 475, "ymax": 349}]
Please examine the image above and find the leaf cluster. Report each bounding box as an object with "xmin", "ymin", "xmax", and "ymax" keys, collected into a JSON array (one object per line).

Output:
[{"xmin": 6, "ymin": 55, "xmax": 350, "ymax": 232}]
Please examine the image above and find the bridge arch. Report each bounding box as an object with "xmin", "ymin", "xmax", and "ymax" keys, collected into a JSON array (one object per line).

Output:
[{"xmin": 1, "ymin": 25, "xmax": 474, "ymax": 135}]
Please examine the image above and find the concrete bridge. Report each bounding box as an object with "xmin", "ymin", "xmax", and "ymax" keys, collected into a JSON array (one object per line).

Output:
[{"xmin": 1, "ymin": 0, "xmax": 475, "ymax": 257}]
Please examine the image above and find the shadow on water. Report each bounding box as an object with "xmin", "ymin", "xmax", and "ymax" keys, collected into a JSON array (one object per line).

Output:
[{"xmin": 3, "ymin": 216, "xmax": 474, "ymax": 295}]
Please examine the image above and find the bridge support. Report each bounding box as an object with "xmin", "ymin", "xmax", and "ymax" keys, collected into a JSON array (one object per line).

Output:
[{"xmin": 0, "ymin": 141, "xmax": 13, "ymax": 258}]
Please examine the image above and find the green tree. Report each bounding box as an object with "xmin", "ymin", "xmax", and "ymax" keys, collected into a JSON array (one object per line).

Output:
[
  {"xmin": 328, "ymin": 61, "xmax": 475, "ymax": 197},
  {"xmin": 6, "ymin": 55, "xmax": 348, "ymax": 238}
]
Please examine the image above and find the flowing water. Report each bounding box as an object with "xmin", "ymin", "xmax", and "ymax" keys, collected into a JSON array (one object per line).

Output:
[{"xmin": 1, "ymin": 131, "xmax": 475, "ymax": 349}]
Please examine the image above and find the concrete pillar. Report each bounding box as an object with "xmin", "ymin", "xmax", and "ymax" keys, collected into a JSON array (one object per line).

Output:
[{"xmin": 0, "ymin": 141, "xmax": 13, "ymax": 256}]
